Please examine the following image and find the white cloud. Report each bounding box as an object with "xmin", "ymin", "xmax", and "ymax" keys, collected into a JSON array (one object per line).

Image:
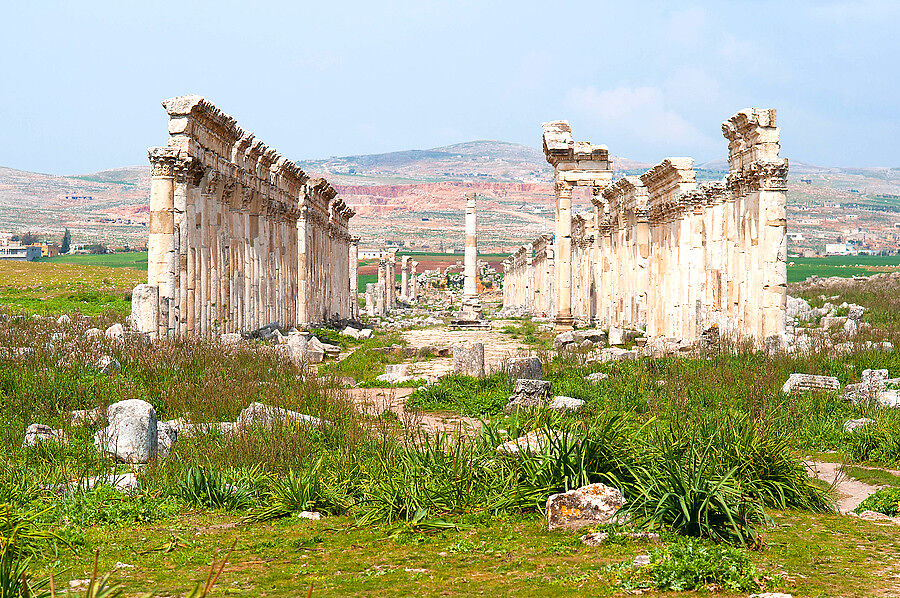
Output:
[{"xmin": 564, "ymin": 84, "xmax": 715, "ymax": 152}]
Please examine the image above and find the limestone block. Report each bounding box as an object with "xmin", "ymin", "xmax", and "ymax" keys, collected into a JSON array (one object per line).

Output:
[
  {"xmin": 496, "ymin": 429, "xmax": 559, "ymax": 456},
  {"xmin": 376, "ymin": 363, "xmax": 416, "ymax": 383},
  {"xmin": 94, "ymin": 399, "xmax": 158, "ymax": 463},
  {"xmin": 504, "ymin": 356, "xmax": 542, "ymax": 383},
  {"xmin": 156, "ymin": 420, "xmax": 177, "ymax": 459},
  {"xmin": 130, "ymin": 284, "xmax": 159, "ymax": 334},
  {"xmin": 581, "ymin": 531, "xmax": 660, "ymax": 547},
  {"xmin": 586, "ymin": 372, "xmax": 609, "ymax": 384},
  {"xmin": 549, "ymin": 396, "xmax": 584, "ymax": 412},
  {"xmin": 358, "ymin": 329, "xmax": 373, "ymax": 339},
  {"xmin": 452, "ymin": 342, "xmax": 485, "ymax": 377},
  {"xmin": 600, "ymin": 347, "xmax": 637, "ymax": 362},
  {"xmin": 843, "ymin": 418, "xmax": 873, "ymax": 432},
  {"xmin": 56, "ymin": 314, "xmax": 71, "ymax": 326},
  {"xmin": 23, "ymin": 423, "xmax": 66, "ymax": 447},
  {"xmin": 104, "ymin": 323, "xmax": 125, "ymax": 341},
  {"xmin": 546, "ymin": 483, "xmax": 624, "ymax": 531},
  {"xmin": 341, "ymin": 326, "xmax": 360, "ymax": 339},
  {"xmin": 785, "ymin": 295, "xmax": 813, "ymax": 322},
  {"xmin": 221, "ymin": 333, "xmax": 242, "ymax": 345},
  {"xmin": 848, "ymin": 304, "xmax": 865, "ymax": 321},
  {"xmin": 237, "ymin": 401, "xmax": 324, "ymax": 429},
  {"xmin": 503, "ymin": 379, "xmax": 552, "ymax": 413},
  {"xmin": 97, "ymin": 355, "xmax": 120, "ymax": 375},
  {"xmin": 71, "ymin": 406, "xmax": 103, "ymax": 426},
  {"xmin": 781, "ymin": 373, "xmax": 840, "ymax": 395}
]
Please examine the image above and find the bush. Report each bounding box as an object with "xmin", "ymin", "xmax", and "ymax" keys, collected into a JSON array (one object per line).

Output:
[
  {"xmin": 615, "ymin": 537, "xmax": 761, "ymax": 592},
  {"xmin": 854, "ymin": 487, "xmax": 900, "ymax": 516},
  {"xmin": 408, "ymin": 372, "xmax": 512, "ymax": 415},
  {"xmin": 175, "ymin": 467, "xmax": 254, "ymax": 511}
]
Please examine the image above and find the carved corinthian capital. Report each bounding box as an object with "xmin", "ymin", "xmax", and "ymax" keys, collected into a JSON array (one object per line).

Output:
[{"xmin": 148, "ymin": 146, "xmax": 179, "ymax": 177}]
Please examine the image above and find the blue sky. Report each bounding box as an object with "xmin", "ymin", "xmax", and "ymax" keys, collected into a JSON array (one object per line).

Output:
[{"xmin": 1, "ymin": 0, "xmax": 897, "ymax": 173}]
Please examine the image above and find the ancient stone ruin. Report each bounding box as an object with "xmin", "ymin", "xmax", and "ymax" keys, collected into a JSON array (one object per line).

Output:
[
  {"xmin": 133, "ymin": 95, "xmax": 355, "ymax": 337},
  {"xmin": 503, "ymin": 108, "xmax": 788, "ymax": 344}
]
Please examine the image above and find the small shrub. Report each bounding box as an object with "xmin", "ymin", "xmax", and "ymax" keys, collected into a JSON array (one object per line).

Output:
[
  {"xmin": 615, "ymin": 538, "xmax": 761, "ymax": 592},
  {"xmin": 854, "ymin": 487, "xmax": 900, "ymax": 516},
  {"xmin": 176, "ymin": 467, "xmax": 254, "ymax": 511}
]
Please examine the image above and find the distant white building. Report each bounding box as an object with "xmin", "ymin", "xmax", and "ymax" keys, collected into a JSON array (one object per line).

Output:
[
  {"xmin": 787, "ymin": 232, "xmax": 805, "ymax": 242},
  {"xmin": 825, "ymin": 243, "xmax": 854, "ymax": 256},
  {"xmin": 0, "ymin": 245, "xmax": 41, "ymax": 261}
]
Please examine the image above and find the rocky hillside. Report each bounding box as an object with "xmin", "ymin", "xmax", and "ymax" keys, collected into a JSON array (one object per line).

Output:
[{"xmin": 1, "ymin": 141, "xmax": 898, "ymax": 252}]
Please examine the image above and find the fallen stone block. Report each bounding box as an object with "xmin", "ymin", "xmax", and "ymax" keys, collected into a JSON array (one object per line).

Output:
[
  {"xmin": 341, "ymin": 326, "xmax": 360, "ymax": 339},
  {"xmin": 844, "ymin": 418, "xmax": 873, "ymax": 432},
  {"xmin": 546, "ymin": 483, "xmax": 625, "ymax": 531},
  {"xmin": 580, "ymin": 531, "xmax": 660, "ymax": 547},
  {"xmin": 376, "ymin": 364, "xmax": 416, "ymax": 384},
  {"xmin": 781, "ymin": 373, "xmax": 840, "ymax": 395},
  {"xmin": 586, "ymin": 372, "xmax": 609, "ymax": 383},
  {"xmin": 452, "ymin": 342, "xmax": 485, "ymax": 377},
  {"xmin": 549, "ymin": 396, "xmax": 584, "ymax": 413},
  {"xmin": 600, "ymin": 347, "xmax": 637, "ymax": 362},
  {"xmin": 23, "ymin": 423, "xmax": 66, "ymax": 447},
  {"xmin": 56, "ymin": 314, "xmax": 71, "ymax": 326},
  {"xmin": 496, "ymin": 429, "xmax": 559, "ymax": 457},
  {"xmin": 94, "ymin": 399, "xmax": 158, "ymax": 463},
  {"xmin": 503, "ymin": 379, "xmax": 552, "ymax": 413},
  {"xmin": 237, "ymin": 402, "xmax": 324, "ymax": 429},
  {"xmin": 104, "ymin": 323, "xmax": 125, "ymax": 341},
  {"xmin": 97, "ymin": 355, "xmax": 120, "ymax": 375},
  {"xmin": 157, "ymin": 420, "xmax": 177, "ymax": 459},
  {"xmin": 71, "ymin": 406, "xmax": 104, "ymax": 426},
  {"xmin": 504, "ymin": 356, "xmax": 542, "ymax": 383},
  {"xmin": 221, "ymin": 332, "xmax": 243, "ymax": 345}
]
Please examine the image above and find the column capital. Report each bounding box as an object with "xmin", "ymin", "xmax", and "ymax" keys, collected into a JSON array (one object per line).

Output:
[{"xmin": 148, "ymin": 146, "xmax": 179, "ymax": 177}]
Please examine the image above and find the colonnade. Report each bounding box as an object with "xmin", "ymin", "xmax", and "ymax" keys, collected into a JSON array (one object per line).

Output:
[
  {"xmin": 502, "ymin": 108, "xmax": 787, "ymax": 344},
  {"xmin": 135, "ymin": 95, "xmax": 355, "ymax": 338}
]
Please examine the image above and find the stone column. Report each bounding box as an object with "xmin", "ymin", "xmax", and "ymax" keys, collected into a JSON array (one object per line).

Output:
[
  {"xmin": 555, "ymin": 181, "xmax": 574, "ymax": 326},
  {"xmin": 147, "ymin": 147, "xmax": 179, "ymax": 338},
  {"xmin": 296, "ymin": 205, "xmax": 309, "ymax": 327},
  {"xmin": 400, "ymin": 255, "xmax": 409, "ymax": 303},
  {"xmin": 463, "ymin": 193, "xmax": 478, "ymax": 298},
  {"xmin": 349, "ymin": 236, "xmax": 359, "ymax": 319},
  {"xmin": 411, "ymin": 260, "xmax": 419, "ymax": 300}
]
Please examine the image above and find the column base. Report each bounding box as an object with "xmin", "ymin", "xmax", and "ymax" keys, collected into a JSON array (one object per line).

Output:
[{"xmin": 554, "ymin": 314, "xmax": 575, "ymax": 331}]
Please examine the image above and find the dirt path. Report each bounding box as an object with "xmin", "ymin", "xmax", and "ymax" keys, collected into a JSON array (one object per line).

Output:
[
  {"xmin": 342, "ymin": 386, "xmax": 481, "ymax": 436},
  {"xmin": 808, "ymin": 460, "xmax": 885, "ymax": 513},
  {"xmin": 401, "ymin": 321, "xmax": 535, "ymax": 381}
]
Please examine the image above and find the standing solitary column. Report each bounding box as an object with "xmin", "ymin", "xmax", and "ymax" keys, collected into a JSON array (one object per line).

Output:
[
  {"xmin": 555, "ymin": 182, "xmax": 574, "ymax": 326},
  {"xmin": 400, "ymin": 255, "xmax": 409, "ymax": 303},
  {"xmin": 463, "ymin": 192, "xmax": 477, "ymax": 298},
  {"xmin": 349, "ymin": 236, "xmax": 359, "ymax": 319},
  {"xmin": 147, "ymin": 147, "xmax": 180, "ymax": 338}
]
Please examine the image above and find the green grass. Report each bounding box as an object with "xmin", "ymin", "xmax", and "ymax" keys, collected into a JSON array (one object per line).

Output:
[
  {"xmin": 787, "ymin": 255, "xmax": 900, "ymax": 282},
  {"xmin": 0, "ymin": 260, "xmax": 145, "ymax": 315},
  {"xmin": 3, "ymin": 261, "xmax": 900, "ymax": 595},
  {"xmin": 37, "ymin": 251, "xmax": 148, "ymax": 270}
]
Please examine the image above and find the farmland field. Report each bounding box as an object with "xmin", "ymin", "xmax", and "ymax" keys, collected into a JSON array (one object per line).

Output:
[
  {"xmin": 37, "ymin": 250, "xmax": 149, "ymax": 270},
  {"xmin": 787, "ymin": 255, "xmax": 900, "ymax": 282}
]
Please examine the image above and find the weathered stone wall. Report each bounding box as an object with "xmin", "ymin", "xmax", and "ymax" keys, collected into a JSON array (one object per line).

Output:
[
  {"xmin": 135, "ymin": 95, "xmax": 354, "ymax": 338},
  {"xmin": 502, "ymin": 108, "xmax": 787, "ymax": 344}
]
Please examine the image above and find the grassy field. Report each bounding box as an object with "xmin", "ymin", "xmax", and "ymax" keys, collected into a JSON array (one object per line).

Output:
[
  {"xmin": 37, "ymin": 250, "xmax": 149, "ymax": 270},
  {"xmin": 3, "ymin": 258, "xmax": 900, "ymax": 596},
  {"xmin": 0, "ymin": 260, "xmax": 145, "ymax": 315},
  {"xmin": 788, "ymin": 255, "xmax": 900, "ymax": 282}
]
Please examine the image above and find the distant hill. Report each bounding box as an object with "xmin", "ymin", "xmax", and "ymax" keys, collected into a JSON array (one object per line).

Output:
[
  {"xmin": 298, "ymin": 140, "xmax": 651, "ymax": 185},
  {"xmin": 1, "ymin": 140, "xmax": 899, "ymax": 251}
]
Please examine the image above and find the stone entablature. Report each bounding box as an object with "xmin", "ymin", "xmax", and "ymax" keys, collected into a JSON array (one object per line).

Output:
[
  {"xmin": 504, "ymin": 108, "xmax": 787, "ymax": 344},
  {"xmin": 135, "ymin": 95, "xmax": 354, "ymax": 338}
]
